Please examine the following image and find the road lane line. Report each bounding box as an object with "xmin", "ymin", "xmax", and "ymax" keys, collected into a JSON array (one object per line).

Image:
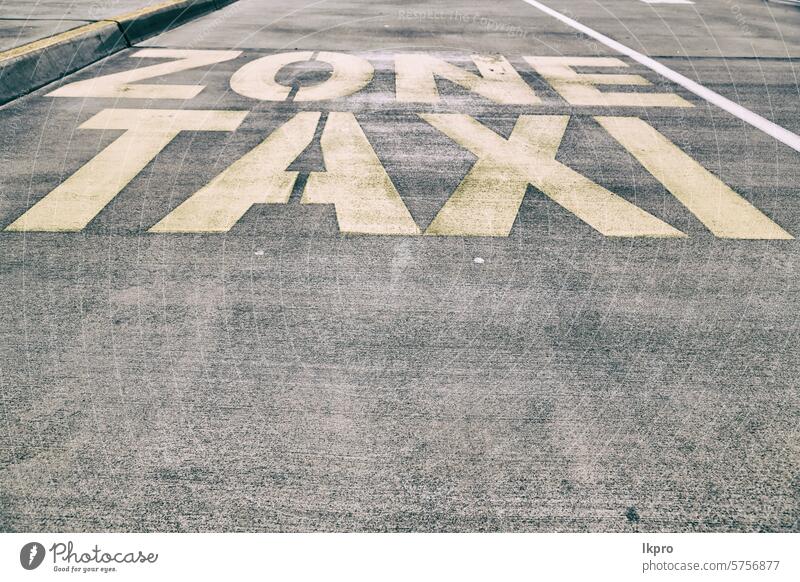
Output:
[{"xmin": 520, "ymin": 0, "xmax": 800, "ymax": 153}]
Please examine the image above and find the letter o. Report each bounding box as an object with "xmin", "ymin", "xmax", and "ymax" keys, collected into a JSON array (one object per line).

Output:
[{"xmin": 230, "ymin": 51, "xmax": 373, "ymax": 101}]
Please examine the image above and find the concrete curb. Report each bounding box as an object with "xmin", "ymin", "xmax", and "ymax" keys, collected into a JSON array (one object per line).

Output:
[
  {"xmin": 0, "ymin": 0, "xmax": 238, "ymax": 105},
  {"xmin": 115, "ymin": 0, "xmax": 218, "ymax": 45}
]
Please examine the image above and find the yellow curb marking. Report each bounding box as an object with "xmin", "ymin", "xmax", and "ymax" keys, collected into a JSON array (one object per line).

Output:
[
  {"xmin": 0, "ymin": 0, "xmax": 210, "ymax": 64},
  {"xmin": 112, "ymin": 0, "xmax": 204, "ymax": 23},
  {"xmin": 0, "ymin": 21, "xmax": 116, "ymax": 63}
]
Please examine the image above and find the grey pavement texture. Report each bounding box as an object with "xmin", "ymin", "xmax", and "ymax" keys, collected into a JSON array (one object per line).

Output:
[
  {"xmin": 0, "ymin": 0, "xmax": 799, "ymax": 532},
  {"xmin": 0, "ymin": 1, "xmax": 175, "ymax": 51}
]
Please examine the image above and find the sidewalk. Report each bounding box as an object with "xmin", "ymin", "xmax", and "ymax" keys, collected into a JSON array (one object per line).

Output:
[
  {"xmin": 0, "ymin": 1, "xmax": 167, "ymax": 51},
  {"xmin": 0, "ymin": 0, "xmax": 237, "ymax": 104}
]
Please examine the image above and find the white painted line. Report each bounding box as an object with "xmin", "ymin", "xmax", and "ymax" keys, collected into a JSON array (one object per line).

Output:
[
  {"xmin": 520, "ymin": 0, "xmax": 800, "ymax": 153},
  {"xmin": 640, "ymin": 0, "xmax": 694, "ymax": 5}
]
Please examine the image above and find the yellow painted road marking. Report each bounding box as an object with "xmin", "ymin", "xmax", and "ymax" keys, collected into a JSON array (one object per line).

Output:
[
  {"xmin": 395, "ymin": 54, "xmax": 541, "ymax": 105},
  {"xmin": 6, "ymin": 109, "xmax": 246, "ymax": 232},
  {"xmin": 596, "ymin": 116, "xmax": 793, "ymax": 239},
  {"xmin": 150, "ymin": 112, "xmax": 321, "ymax": 232},
  {"xmin": 230, "ymin": 52, "xmax": 374, "ymax": 101},
  {"xmin": 302, "ymin": 112, "xmax": 420, "ymax": 235},
  {"xmin": 230, "ymin": 51, "xmax": 309, "ymax": 101},
  {"xmin": 524, "ymin": 56, "xmax": 691, "ymax": 107},
  {"xmin": 47, "ymin": 49, "xmax": 241, "ymax": 100},
  {"xmin": 421, "ymin": 114, "xmax": 685, "ymax": 237}
]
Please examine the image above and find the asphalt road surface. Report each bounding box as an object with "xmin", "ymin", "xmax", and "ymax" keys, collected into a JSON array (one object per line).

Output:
[{"xmin": 1, "ymin": 0, "xmax": 799, "ymax": 532}]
